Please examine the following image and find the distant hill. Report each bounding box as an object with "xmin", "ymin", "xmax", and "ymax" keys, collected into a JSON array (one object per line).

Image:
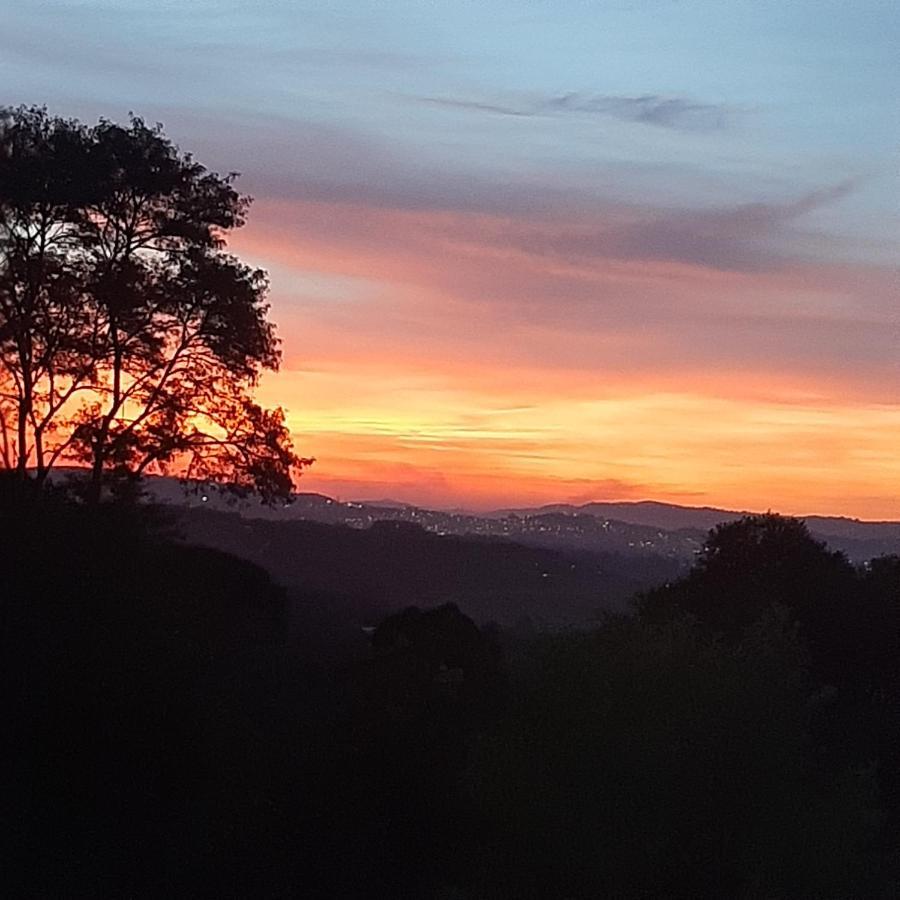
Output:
[
  {"xmin": 136, "ymin": 476, "xmax": 900, "ymax": 564},
  {"xmin": 497, "ymin": 500, "xmax": 752, "ymax": 532},
  {"xmin": 173, "ymin": 508, "xmax": 682, "ymax": 631},
  {"xmin": 493, "ymin": 500, "xmax": 900, "ymax": 562}
]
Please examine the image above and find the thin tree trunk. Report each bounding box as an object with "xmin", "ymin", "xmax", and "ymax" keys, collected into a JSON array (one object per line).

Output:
[
  {"xmin": 87, "ymin": 322, "xmax": 123, "ymax": 504},
  {"xmin": 15, "ymin": 349, "xmax": 31, "ymax": 480}
]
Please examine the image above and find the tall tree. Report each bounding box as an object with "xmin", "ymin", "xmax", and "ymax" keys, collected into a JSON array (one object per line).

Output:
[
  {"xmin": 0, "ymin": 107, "xmax": 95, "ymax": 479},
  {"xmin": 0, "ymin": 107, "xmax": 310, "ymax": 501}
]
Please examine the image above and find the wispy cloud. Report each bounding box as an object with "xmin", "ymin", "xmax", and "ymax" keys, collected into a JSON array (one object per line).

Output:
[
  {"xmin": 417, "ymin": 96, "xmax": 532, "ymax": 117},
  {"xmin": 545, "ymin": 93, "xmax": 730, "ymax": 131},
  {"xmin": 604, "ymin": 180, "xmax": 861, "ymax": 271},
  {"xmin": 238, "ymin": 177, "xmax": 895, "ymax": 395},
  {"xmin": 415, "ymin": 91, "xmax": 734, "ymax": 131}
]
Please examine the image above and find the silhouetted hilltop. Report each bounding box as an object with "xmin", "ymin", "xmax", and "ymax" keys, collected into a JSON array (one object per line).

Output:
[
  {"xmin": 494, "ymin": 500, "xmax": 900, "ymax": 561},
  {"xmin": 54, "ymin": 472, "xmax": 900, "ymax": 563},
  {"xmin": 498, "ymin": 499, "xmax": 754, "ymax": 531},
  {"xmin": 158, "ymin": 480, "xmax": 900, "ymax": 563}
]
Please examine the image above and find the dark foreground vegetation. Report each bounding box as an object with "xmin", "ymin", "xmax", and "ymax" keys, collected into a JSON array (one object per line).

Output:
[{"xmin": 4, "ymin": 479, "xmax": 900, "ymax": 897}]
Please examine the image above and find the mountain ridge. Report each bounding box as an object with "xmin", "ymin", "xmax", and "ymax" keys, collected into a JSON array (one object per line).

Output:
[{"xmin": 134, "ymin": 476, "xmax": 900, "ymax": 564}]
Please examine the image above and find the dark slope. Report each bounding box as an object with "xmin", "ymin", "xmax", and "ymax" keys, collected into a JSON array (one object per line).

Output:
[{"xmin": 174, "ymin": 508, "xmax": 682, "ymax": 630}]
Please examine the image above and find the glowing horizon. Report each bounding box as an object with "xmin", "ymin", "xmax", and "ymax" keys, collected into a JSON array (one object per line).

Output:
[
  {"xmin": 5, "ymin": 1, "xmax": 898, "ymax": 518},
  {"xmin": 258, "ymin": 364, "xmax": 900, "ymax": 519}
]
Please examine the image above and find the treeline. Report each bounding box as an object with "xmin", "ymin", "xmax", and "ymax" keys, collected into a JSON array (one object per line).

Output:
[
  {"xmin": 4, "ymin": 482, "xmax": 899, "ymax": 897},
  {"xmin": 476, "ymin": 517, "xmax": 900, "ymax": 897}
]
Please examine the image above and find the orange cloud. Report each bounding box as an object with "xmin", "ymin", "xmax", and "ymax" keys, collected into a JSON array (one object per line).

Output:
[{"xmin": 238, "ymin": 195, "xmax": 899, "ymax": 518}]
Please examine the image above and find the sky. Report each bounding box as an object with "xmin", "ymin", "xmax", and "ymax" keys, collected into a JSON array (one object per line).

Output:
[{"xmin": 4, "ymin": 0, "xmax": 899, "ymax": 516}]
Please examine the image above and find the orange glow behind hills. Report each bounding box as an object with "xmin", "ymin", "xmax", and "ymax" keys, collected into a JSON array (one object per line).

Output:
[
  {"xmin": 234, "ymin": 198, "xmax": 899, "ymax": 519},
  {"xmin": 258, "ymin": 363, "xmax": 900, "ymax": 518}
]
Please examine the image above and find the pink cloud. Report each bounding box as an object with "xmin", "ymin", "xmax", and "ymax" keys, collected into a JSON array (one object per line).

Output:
[{"xmin": 233, "ymin": 195, "xmax": 897, "ymax": 399}]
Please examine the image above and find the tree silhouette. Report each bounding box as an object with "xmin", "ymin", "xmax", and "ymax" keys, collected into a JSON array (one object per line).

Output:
[
  {"xmin": 638, "ymin": 513, "xmax": 855, "ymax": 636},
  {"xmin": 0, "ymin": 106, "xmax": 310, "ymax": 501}
]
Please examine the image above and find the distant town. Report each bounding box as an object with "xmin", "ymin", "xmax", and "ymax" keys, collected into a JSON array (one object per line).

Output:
[{"xmin": 148, "ymin": 480, "xmax": 900, "ymax": 565}]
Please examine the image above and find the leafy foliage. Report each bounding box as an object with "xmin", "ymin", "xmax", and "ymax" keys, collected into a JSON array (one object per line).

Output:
[
  {"xmin": 639, "ymin": 514, "xmax": 855, "ymax": 630},
  {"xmin": 0, "ymin": 106, "xmax": 310, "ymax": 501}
]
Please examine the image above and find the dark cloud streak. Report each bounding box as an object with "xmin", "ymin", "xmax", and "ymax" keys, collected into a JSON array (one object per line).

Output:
[
  {"xmin": 417, "ymin": 96, "xmax": 532, "ymax": 117},
  {"xmin": 546, "ymin": 93, "xmax": 729, "ymax": 131},
  {"xmin": 414, "ymin": 90, "xmax": 734, "ymax": 131}
]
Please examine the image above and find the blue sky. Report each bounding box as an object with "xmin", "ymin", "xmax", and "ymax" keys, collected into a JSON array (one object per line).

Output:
[
  {"xmin": 4, "ymin": 1, "xmax": 896, "ymax": 253},
  {"xmin": 5, "ymin": 4, "xmax": 895, "ymax": 186},
  {"xmin": 4, "ymin": 1, "xmax": 899, "ymax": 514}
]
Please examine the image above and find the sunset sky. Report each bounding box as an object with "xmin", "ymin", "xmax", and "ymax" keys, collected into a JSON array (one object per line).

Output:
[{"xmin": 5, "ymin": 1, "xmax": 899, "ymax": 516}]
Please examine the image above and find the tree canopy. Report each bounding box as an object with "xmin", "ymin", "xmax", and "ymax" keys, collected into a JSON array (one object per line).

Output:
[
  {"xmin": 0, "ymin": 106, "xmax": 310, "ymax": 501},
  {"xmin": 638, "ymin": 513, "xmax": 855, "ymax": 633}
]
